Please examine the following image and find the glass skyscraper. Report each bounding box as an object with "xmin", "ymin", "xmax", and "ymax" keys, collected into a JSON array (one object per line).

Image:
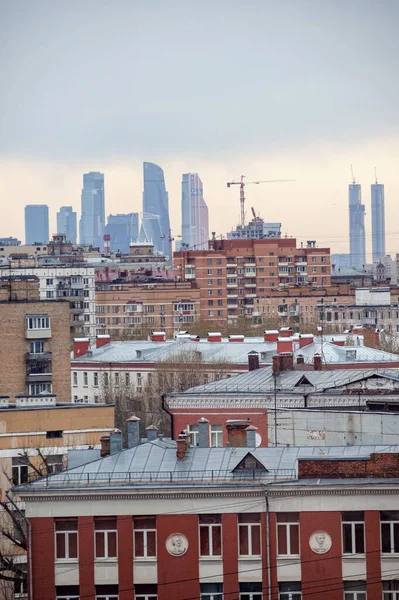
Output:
[
  {"xmin": 142, "ymin": 162, "xmax": 170, "ymax": 256},
  {"xmin": 371, "ymin": 182, "xmax": 385, "ymax": 262},
  {"xmin": 181, "ymin": 173, "xmax": 209, "ymax": 250},
  {"xmin": 105, "ymin": 213, "xmax": 139, "ymax": 254},
  {"xmin": 57, "ymin": 206, "xmax": 77, "ymax": 244},
  {"xmin": 79, "ymin": 172, "xmax": 105, "ymax": 249},
  {"xmin": 25, "ymin": 205, "xmax": 49, "ymax": 244},
  {"xmin": 348, "ymin": 183, "xmax": 366, "ymax": 269}
]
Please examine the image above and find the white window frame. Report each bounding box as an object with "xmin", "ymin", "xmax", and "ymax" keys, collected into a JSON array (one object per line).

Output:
[
  {"xmin": 29, "ymin": 382, "xmax": 52, "ymax": 395},
  {"xmin": 26, "ymin": 316, "xmax": 50, "ymax": 329},
  {"xmin": 114, "ymin": 372, "xmax": 120, "ymax": 387},
  {"xmin": 30, "ymin": 340, "xmax": 45, "ymax": 354},
  {"xmin": 342, "ymin": 516, "xmax": 365, "ymax": 555},
  {"xmin": 83, "ymin": 372, "xmax": 88, "ymax": 386},
  {"xmin": 137, "ymin": 373, "xmax": 142, "ymax": 392},
  {"xmin": 199, "ymin": 522, "xmax": 222, "ymax": 557},
  {"xmin": 344, "ymin": 592, "xmax": 367, "ymax": 600},
  {"xmin": 95, "ymin": 528, "xmax": 118, "ymax": 560},
  {"xmin": 96, "ymin": 596, "xmax": 118, "ymax": 600},
  {"xmin": 210, "ymin": 425, "xmax": 222, "ymax": 448},
  {"xmin": 277, "ymin": 520, "xmax": 300, "ymax": 556},
  {"xmin": 135, "ymin": 595, "xmax": 157, "ymax": 600},
  {"xmin": 381, "ymin": 514, "xmax": 399, "ymax": 554},
  {"xmin": 55, "ymin": 528, "xmax": 78, "ymax": 561},
  {"xmin": 187, "ymin": 424, "xmax": 199, "ymax": 446},
  {"xmin": 93, "ymin": 372, "xmax": 99, "ymax": 387},
  {"xmin": 238, "ymin": 522, "xmax": 261, "ymax": 557},
  {"xmin": 134, "ymin": 523, "xmax": 157, "ymax": 558}
]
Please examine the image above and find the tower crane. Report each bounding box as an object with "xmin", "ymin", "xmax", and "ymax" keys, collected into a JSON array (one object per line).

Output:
[{"xmin": 226, "ymin": 175, "xmax": 295, "ymax": 228}]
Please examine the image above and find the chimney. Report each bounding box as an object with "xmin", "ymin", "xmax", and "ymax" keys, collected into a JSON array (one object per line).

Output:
[
  {"xmin": 272, "ymin": 354, "xmax": 280, "ymax": 376},
  {"xmin": 146, "ymin": 425, "xmax": 159, "ymax": 441},
  {"xmin": 277, "ymin": 337, "xmax": 293, "ymax": 354},
  {"xmin": 198, "ymin": 417, "xmax": 209, "ymax": 448},
  {"xmin": 246, "ymin": 425, "xmax": 258, "ymax": 448},
  {"xmin": 314, "ymin": 354, "xmax": 322, "ymax": 370},
  {"xmin": 127, "ymin": 415, "xmax": 141, "ymax": 448},
  {"xmin": 151, "ymin": 331, "xmax": 167, "ymax": 342},
  {"xmin": 296, "ymin": 354, "xmax": 305, "ymax": 365},
  {"xmin": 110, "ymin": 429, "xmax": 123, "ymax": 454},
  {"xmin": 176, "ymin": 434, "xmax": 188, "ymax": 459},
  {"xmin": 279, "ymin": 327, "xmax": 293, "ymax": 338},
  {"xmin": 248, "ymin": 351, "xmax": 260, "ymax": 371},
  {"xmin": 207, "ymin": 332, "xmax": 222, "ymax": 342},
  {"xmin": 299, "ymin": 334, "xmax": 314, "ymax": 348},
  {"xmin": 280, "ymin": 352, "xmax": 294, "ymax": 372},
  {"xmin": 264, "ymin": 330, "xmax": 279, "ymax": 343},
  {"xmin": 100, "ymin": 435, "xmax": 110, "ymax": 457},
  {"xmin": 226, "ymin": 420, "xmax": 251, "ymax": 447},
  {"xmin": 229, "ymin": 334, "xmax": 244, "ymax": 342},
  {"xmin": 73, "ymin": 338, "xmax": 90, "ymax": 358},
  {"xmin": 96, "ymin": 334, "xmax": 111, "ymax": 349}
]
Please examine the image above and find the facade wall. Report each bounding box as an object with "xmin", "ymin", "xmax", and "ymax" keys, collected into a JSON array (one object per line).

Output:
[{"xmin": 0, "ymin": 300, "xmax": 71, "ymax": 402}]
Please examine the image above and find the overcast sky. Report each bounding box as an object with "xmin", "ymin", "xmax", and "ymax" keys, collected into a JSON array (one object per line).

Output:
[{"xmin": 1, "ymin": 0, "xmax": 399, "ymax": 256}]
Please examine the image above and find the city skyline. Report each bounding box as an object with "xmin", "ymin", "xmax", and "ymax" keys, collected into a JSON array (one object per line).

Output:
[
  {"xmin": 371, "ymin": 181, "xmax": 386, "ymax": 262},
  {"xmin": 181, "ymin": 173, "xmax": 209, "ymax": 250},
  {"xmin": 142, "ymin": 162, "xmax": 171, "ymax": 256},
  {"xmin": 25, "ymin": 204, "xmax": 49, "ymax": 245},
  {"xmin": 79, "ymin": 171, "xmax": 105, "ymax": 249},
  {"xmin": 348, "ymin": 181, "xmax": 366, "ymax": 269},
  {"xmin": 57, "ymin": 205, "xmax": 77, "ymax": 244}
]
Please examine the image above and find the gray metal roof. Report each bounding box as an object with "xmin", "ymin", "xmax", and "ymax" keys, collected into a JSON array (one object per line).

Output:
[{"xmin": 18, "ymin": 442, "xmax": 399, "ymax": 491}]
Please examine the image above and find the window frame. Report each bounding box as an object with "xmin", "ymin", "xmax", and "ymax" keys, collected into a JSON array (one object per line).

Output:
[
  {"xmin": 55, "ymin": 521, "xmax": 78, "ymax": 561},
  {"xmin": 342, "ymin": 513, "xmax": 365, "ymax": 555},
  {"xmin": 381, "ymin": 512, "xmax": 399, "ymax": 554},
  {"xmin": 277, "ymin": 514, "xmax": 300, "ymax": 557},
  {"xmin": 238, "ymin": 515, "xmax": 261, "ymax": 557},
  {"xmin": 134, "ymin": 518, "xmax": 157, "ymax": 559},
  {"xmin": 199, "ymin": 516, "xmax": 222, "ymax": 558},
  {"xmin": 95, "ymin": 523, "xmax": 118, "ymax": 560}
]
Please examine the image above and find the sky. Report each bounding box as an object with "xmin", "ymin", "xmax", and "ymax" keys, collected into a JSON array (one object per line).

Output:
[{"xmin": 1, "ymin": 0, "xmax": 399, "ymax": 257}]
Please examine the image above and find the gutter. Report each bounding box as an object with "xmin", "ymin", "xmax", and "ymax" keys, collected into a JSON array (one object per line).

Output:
[
  {"xmin": 264, "ymin": 489, "xmax": 272, "ymax": 600},
  {"xmin": 6, "ymin": 491, "xmax": 33, "ymax": 600},
  {"xmin": 161, "ymin": 394, "xmax": 174, "ymax": 439}
]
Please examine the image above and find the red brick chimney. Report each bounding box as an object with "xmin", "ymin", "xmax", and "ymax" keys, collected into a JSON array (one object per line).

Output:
[
  {"xmin": 96, "ymin": 334, "xmax": 111, "ymax": 349},
  {"xmin": 280, "ymin": 352, "xmax": 294, "ymax": 372},
  {"xmin": 151, "ymin": 331, "xmax": 167, "ymax": 342},
  {"xmin": 73, "ymin": 338, "xmax": 90, "ymax": 358},
  {"xmin": 207, "ymin": 332, "xmax": 222, "ymax": 342},
  {"xmin": 264, "ymin": 330, "xmax": 279, "ymax": 342},
  {"xmin": 229, "ymin": 334, "xmax": 244, "ymax": 342},
  {"xmin": 279, "ymin": 327, "xmax": 293, "ymax": 338},
  {"xmin": 176, "ymin": 434, "xmax": 189, "ymax": 459},
  {"xmin": 272, "ymin": 354, "xmax": 281, "ymax": 376},
  {"xmin": 248, "ymin": 351, "xmax": 260, "ymax": 371},
  {"xmin": 299, "ymin": 334, "xmax": 314, "ymax": 348},
  {"xmin": 277, "ymin": 337, "xmax": 293, "ymax": 354},
  {"xmin": 314, "ymin": 354, "xmax": 322, "ymax": 370}
]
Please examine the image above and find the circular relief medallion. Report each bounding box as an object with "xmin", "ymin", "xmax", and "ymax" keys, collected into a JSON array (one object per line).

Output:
[
  {"xmin": 166, "ymin": 533, "xmax": 189, "ymax": 556},
  {"xmin": 309, "ymin": 531, "xmax": 332, "ymax": 554}
]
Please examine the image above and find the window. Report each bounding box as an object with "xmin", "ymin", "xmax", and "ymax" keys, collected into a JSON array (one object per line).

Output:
[
  {"xmin": 47, "ymin": 455, "xmax": 64, "ymax": 473},
  {"xmin": 73, "ymin": 372, "xmax": 78, "ymax": 386},
  {"xmin": 29, "ymin": 340, "xmax": 45, "ymax": 354},
  {"xmin": 134, "ymin": 518, "xmax": 156, "ymax": 558},
  {"xmin": 279, "ymin": 582, "xmax": 301, "ymax": 599},
  {"xmin": 14, "ymin": 573, "xmax": 28, "ymax": 598},
  {"xmin": 83, "ymin": 372, "xmax": 88, "ymax": 386},
  {"xmin": 207, "ymin": 259, "xmax": 212, "ymax": 264},
  {"xmin": 114, "ymin": 372, "xmax": 120, "ymax": 387},
  {"xmin": 137, "ymin": 373, "xmax": 142, "ymax": 392},
  {"xmin": 26, "ymin": 316, "xmax": 50, "ymax": 330},
  {"xmin": 208, "ymin": 300, "xmax": 214, "ymax": 306},
  {"xmin": 95, "ymin": 518, "xmax": 117, "ymax": 559},
  {"xmin": 46, "ymin": 430, "xmax": 63, "ymax": 438},
  {"xmin": 145, "ymin": 305, "xmax": 155, "ymax": 313},
  {"xmin": 217, "ymin": 279, "xmax": 222, "ymax": 285},
  {"xmin": 56, "ymin": 585, "xmax": 80, "ymax": 600},
  {"xmin": 125, "ymin": 372, "xmax": 130, "ymax": 386},
  {"xmin": 46, "ymin": 290, "xmax": 54, "ymax": 298},
  {"xmin": 96, "ymin": 584, "xmax": 119, "ymax": 600},
  {"xmin": 238, "ymin": 514, "xmax": 261, "ymax": 556},
  {"xmin": 135, "ymin": 584, "xmax": 158, "ymax": 599},
  {"xmin": 94, "ymin": 372, "xmax": 99, "ymax": 387},
  {"xmin": 208, "ymin": 290, "xmax": 213, "ymax": 296},
  {"xmin": 55, "ymin": 520, "xmax": 78, "ymax": 560},
  {"xmin": 342, "ymin": 512, "xmax": 364, "ymax": 554},
  {"xmin": 103, "ymin": 372, "xmax": 109, "ymax": 386},
  {"xmin": 381, "ymin": 511, "xmax": 399, "ymax": 553},
  {"xmin": 73, "ymin": 395, "xmax": 78, "ymax": 402},
  {"xmin": 207, "ymin": 269, "xmax": 213, "ymax": 275},
  {"xmin": 311, "ymin": 257, "xmax": 317, "ymax": 262},
  {"xmin": 210, "ymin": 425, "xmax": 222, "ymax": 448},
  {"xmin": 343, "ymin": 581, "xmax": 367, "ymax": 600},
  {"xmin": 208, "ymin": 279, "xmax": 213, "ymax": 285},
  {"xmin": 46, "ymin": 278, "xmax": 53, "ymax": 285},
  {"xmin": 200, "ymin": 583, "xmax": 223, "ymax": 600},
  {"xmin": 384, "ymin": 581, "xmax": 399, "ymax": 599},
  {"xmin": 12, "ymin": 457, "xmax": 28, "ymax": 486},
  {"xmin": 29, "ymin": 382, "xmax": 52, "ymax": 395},
  {"xmin": 199, "ymin": 515, "xmax": 221, "ymax": 557},
  {"xmin": 277, "ymin": 513, "xmax": 299, "ymax": 556},
  {"xmin": 240, "ymin": 582, "xmax": 262, "ymax": 600},
  {"xmin": 217, "ymin": 269, "xmax": 222, "ymax": 275},
  {"xmin": 188, "ymin": 424, "xmax": 199, "ymax": 446},
  {"xmin": 216, "ymin": 258, "xmax": 222, "ymax": 264}
]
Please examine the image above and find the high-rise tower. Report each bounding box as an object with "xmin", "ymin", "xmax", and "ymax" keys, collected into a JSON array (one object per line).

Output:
[
  {"xmin": 371, "ymin": 175, "xmax": 385, "ymax": 262},
  {"xmin": 104, "ymin": 213, "xmax": 139, "ymax": 254},
  {"xmin": 25, "ymin": 205, "xmax": 49, "ymax": 244},
  {"xmin": 181, "ymin": 173, "xmax": 209, "ymax": 250},
  {"xmin": 349, "ymin": 178, "xmax": 366, "ymax": 269},
  {"xmin": 142, "ymin": 162, "xmax": 170, "ymax": 256},
  {"xmin": 57, "ymin": 206, "xmax": 77, "ymax": 244},
  {"xmin": 79, "ymin": 172, "xmax": 105, "ymax": 249}
]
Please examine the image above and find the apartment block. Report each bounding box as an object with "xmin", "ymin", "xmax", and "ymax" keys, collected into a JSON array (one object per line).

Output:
[{"xmin": 174, "ymin": 238, "xmax": 331, "ymax": 325}]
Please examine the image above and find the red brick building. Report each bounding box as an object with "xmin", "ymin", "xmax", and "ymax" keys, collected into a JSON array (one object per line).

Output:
[{"xmin": 16, "ymin": 424, "xmax": 399, "ymax": 600}]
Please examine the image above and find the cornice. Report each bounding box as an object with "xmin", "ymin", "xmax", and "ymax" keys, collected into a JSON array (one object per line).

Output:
[{"xmin": 268, "ymin": 487, "xmax": 399, "ymax": 498}]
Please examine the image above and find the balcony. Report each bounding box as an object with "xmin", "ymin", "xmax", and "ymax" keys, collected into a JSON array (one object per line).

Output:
[
  {"xmin": 25, "ymin": 352, "xmax": 52, "ymax": 362},
  {"xmin": 227, "ymin": 293, "xmax": 238, "ymax": 298},
  {"xmin": 227, "ymin": 283, "xmax": 238, "ymax": 289},
  {"xmin": 244, "ymin": 283, "xmax": 256, "ymax": 288},
  {"xmin": 227, "ymin": 301, "xmax": 238, "ymax": 308},
  {"xmin": 244, "ymin": 271, "xmax": 256, "ymax": 277},
  {"xmin": 226, "ymin": 261, "xmax": 237, "ymax": 267},
  {"xmin": 244, "ymin": 262, "xmax": 256, "ymax": 268},
  {"xmin": 245, "ymin": 293, "xmax": 256, "ymax": 299},
  {"xmin": 26, "ymin": 372, "xmax": 52, "ymax": 383},
  {"xmin": 226, "ymin": 271, "xmax": 237, "ymax": 276},
  {"xmin": 25, "ymin": 327, "xmax": 51, "ymax": 340},
  {"xmin": 184, "ymin": 269, "xmax": 196, "ymax": 280}
]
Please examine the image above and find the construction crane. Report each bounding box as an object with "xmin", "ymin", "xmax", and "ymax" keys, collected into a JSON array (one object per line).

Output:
[{"xmin": 226, "ymin": 175, "xmax": 295, "ymax": 228}]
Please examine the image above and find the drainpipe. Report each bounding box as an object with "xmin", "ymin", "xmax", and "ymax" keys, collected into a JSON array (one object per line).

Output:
[
  {"xmin": 264, "ymin": 488, "xmax": 272, "ymax": 600},
  {"xmin": 161, "ymin": 394, "xmax": 174, "ymax": 439},
  {"xmin": 6, "ymin": 490, "xmax": 33, "ymax": 600}
]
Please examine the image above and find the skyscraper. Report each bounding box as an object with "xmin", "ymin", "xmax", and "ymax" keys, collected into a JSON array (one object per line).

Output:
[
  {"xmin": 105, "ymin": 213, "xmax": 139, "ymax": 254},
  {"xmin": 57, "ymin": 206, "xmax": 77, "ymax": 244},
  {"xmin": 142, "ymin": 162, "xmax": 170, "ymax": 256},
  {"xmin": 181, "ymin": 173, "xmax": 209, "ymax": 250},
  {"xmin": 371, "ymin": 180, "xmax": 385, "ymax": 262},
  {"xmin": 79, "ymin": 172, "xmax": 105, "ymax": 249},
  {"xmin": 349, "ymin": 182, "xmax": 366, "ymax": 269},
  {"xmin": 25, "ymin": 205, "xmax": 49, "ymax": 244}
]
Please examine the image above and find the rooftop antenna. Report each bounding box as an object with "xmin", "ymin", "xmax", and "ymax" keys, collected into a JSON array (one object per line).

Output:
[
  {"xmin": 374, "ymin": 167, "xmax": 378, "ymax": 184},
  {"xmin": 350, "ymin": 165, "xmax": 356, "ymax": 185}
]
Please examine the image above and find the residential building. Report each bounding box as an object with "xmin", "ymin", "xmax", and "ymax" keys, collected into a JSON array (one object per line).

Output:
[
  {"xmin": 25, "ymin": 204, "xmax": 49, "ymax": 244},
  {"xmin": 181, "ymin": 173, "xmax": 209, "ymax": 250},
  {"xmin": 94, "ymin": 280, "xmax": 200, "ymax": 338},
  {"xmin": 57, "ymin": 206, "xmax": 77, "ymax": 244},
  {"xmin": 349, "ymin": 182, "xmax": 366, "ymax": 269},
  {"xmin": 0, "ymin": 237, "xmax": 21, "ymax": 246},
  {"xmin": 0, "ymin": 277, "xmax": 71, "ymax": 403},
  {"xmin": 79, "ymin": 172, "xmax": 105, "ymax": 249},
  {"xmin": 105, "ymin": 213, "xmax": 140, "ymax": 254},
  {"xmin": 0, "ymin": 243, "xmax": 49, "ymax": 258},
  {"xmin": 227, "ymin": 218, "xmax": 281, "ymax": 240},
  {"xmin": 371, "ymin": 181, "xmax": 385, "ymax": 262},
  {"xmin": 16, "ymin": 430, "xmax": 399, "ymax": 600},
  {"xmin": 0, "ymin": 262, "xmax": 96, "ymax": 338},
  {"xmin": 174, "ymin": 237, "xmax": 331, "ymax": 325},
  {"xmin": 142, "ymin": 162, "xmax": 171, "ymax": 256}
]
